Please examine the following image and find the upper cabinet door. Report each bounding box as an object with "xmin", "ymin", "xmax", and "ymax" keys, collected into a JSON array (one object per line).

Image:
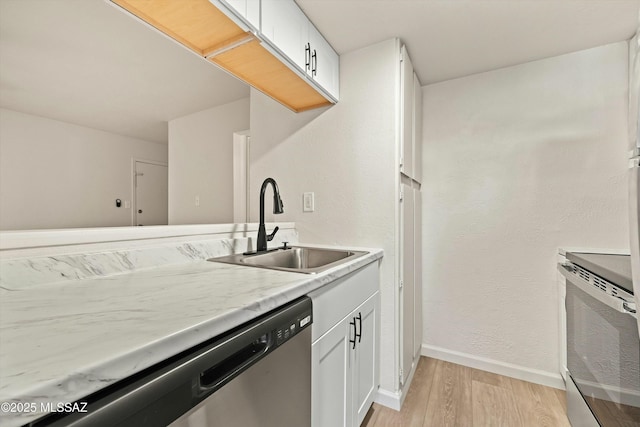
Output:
[
  {"xmin": 261, "ymin": 0, "xmax": 339, "ymax": 102},
  {"xmin": 221, "ymin": 0, "xmax": 246, "ymax": 18},
  {"xmin": 261, "ymin": 0, "xmax": 309, "ymax": 71},
  {"xmin": 400, "ymin": 45, "xmax": 414, "ymax": 178},
  {"xmin": 630, "ymin": 31, "xmax": 640, "ymax": 154},
  {"xmin": 308, "ymin": 23, "xmax": 339, "ymax": 100},
  {"xmin": 413, "ymin": 72, "xmax": 423, "ymax": 183},
  {"xmin": 214, "ymin": 0, "xmax": 259, "ymax": 30},
  {"xmin": 245, "ymin": 0, "xmax": 260, "ymax": 29}
]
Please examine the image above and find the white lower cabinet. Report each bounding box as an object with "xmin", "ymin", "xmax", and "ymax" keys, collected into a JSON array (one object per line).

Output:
[
  {"xmin": 312, "ymin": 313, "xmax": 351, "ymax": 427},
  {"xmin": 309, "ymin": 262, "xmax": 380, "ymax": 427},
  {"xmin": 352, "ymin": 294, "xmax": 378, "ymax": 426}
]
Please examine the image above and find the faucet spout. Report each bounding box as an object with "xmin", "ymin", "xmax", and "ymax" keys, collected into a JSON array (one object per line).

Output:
[{"xmin": 257, "ymin": 178, "xmax": 284, "ymax": 252}]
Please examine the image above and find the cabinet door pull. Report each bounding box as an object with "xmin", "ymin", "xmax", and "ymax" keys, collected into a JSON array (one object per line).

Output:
[
  {"xmin": 305, "ymin": 43, "xmax": 311, "ymax": 71},
  {"xmin": 349, "ymin": 318, "xmax": 357, "ymax": 349},
  {"xmin": 311, "ymin": 49, "xmax": 317, "ymax": 76},
  {"xmin": 356, "ymin": 312, "xmax": 362, "ymax": 343}
]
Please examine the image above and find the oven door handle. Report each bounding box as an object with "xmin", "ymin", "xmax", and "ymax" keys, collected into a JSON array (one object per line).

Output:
[{"xmin": 559, "ymin": 262, "xmax": 637, "ymax": 318}]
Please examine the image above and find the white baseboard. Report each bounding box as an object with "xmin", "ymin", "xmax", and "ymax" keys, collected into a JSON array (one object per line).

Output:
[
  {"xmin": 421, "ymin": 344, "xmax": 565, "ymax": 390},
  {"xmin": 374, "ymin": 355, "xmax": 420, "ymax": 411},
  {"xmin": 374, "ymin": 388, "xmax": 401, "ymax": 411}
]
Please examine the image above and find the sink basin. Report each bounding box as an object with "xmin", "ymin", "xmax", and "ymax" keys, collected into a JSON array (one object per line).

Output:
[{"xmin": 209, "ymin": 246, "xmax": 368, "ymax": 274}]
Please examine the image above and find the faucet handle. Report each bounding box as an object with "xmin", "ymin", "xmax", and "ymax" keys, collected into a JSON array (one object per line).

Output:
[{"xmin": 267, "ymin": 226, "xmax": 279, "ymax": 241}]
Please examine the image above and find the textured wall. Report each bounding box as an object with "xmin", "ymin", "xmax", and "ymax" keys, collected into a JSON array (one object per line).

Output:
[
  {"xmin": 0, "ymin": 108, "xmax": 167, "ymax": 230},
  {"xmin": 421, "ymin": 42, "xmax": 629, "ymax": 383},
  {"xmin": 249, "ymin": 39, "xmax": 400, "ymax": 392},
  {"xmin": 168, "ymin": 98, "xmax": 249, "ymax": 225}
]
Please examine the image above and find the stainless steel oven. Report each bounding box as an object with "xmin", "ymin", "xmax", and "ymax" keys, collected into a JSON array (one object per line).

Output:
[{"xmin": 559, "ymin": 252, "xmax": 640, "ymax": 426}]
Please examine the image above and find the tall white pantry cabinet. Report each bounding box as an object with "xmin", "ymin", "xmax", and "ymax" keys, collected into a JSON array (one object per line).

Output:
[
  {"xmin": 309, "ymin": 40, "xmax": 423, "ymax": 425},
  {"xmin": 399, "ymin": 43, "xmax": 423, "ymax": 393}
]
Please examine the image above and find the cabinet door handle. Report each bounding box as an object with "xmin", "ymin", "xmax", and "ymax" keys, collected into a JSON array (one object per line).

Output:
[
  {"xmin": 356, "ymin": 312, "xmax": 362, "ymax": 343},
  {"xmin": 305, "ymin": 43, "xmax": 311, "ymax": 71},
  {"xmin": 349, "ymin": 318, "xmax": 357, "ymax": 349},
  {"xmin": 311, "ymin": 49, "xmax": 317, "ymax": 76}
]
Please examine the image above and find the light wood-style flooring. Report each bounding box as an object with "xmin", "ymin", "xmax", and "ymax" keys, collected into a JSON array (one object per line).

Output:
[{"xmin": 363, "ymin": 357, "xmax": 571, "ymax": 427}]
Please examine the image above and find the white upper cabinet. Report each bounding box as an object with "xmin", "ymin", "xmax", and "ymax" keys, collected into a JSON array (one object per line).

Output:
[
  {"xmin": 400, "ymin": 45, "xmax": 414, "ymax": 178},
  {"xmin": 112, "ymin": 0, "xmax": 336, "ymax": 112},
  {"xmin": 308, "ymin": 23, "xmax": 340, "ymax": 99},
  {"xmin": 261, "ymin": 0, "xmax": 309, "ymax": 69},
  {"xmin": 399, "ymin": 46, "xmax": 423, "ymax": 183},
  {"xmin": 261, "ymin": 0, "xmax": 339, "ymax": 100},
  {"xmin": 630, "ymin": 31, "xmax": 639, "ymax": 153},
  {"xmin": 413, "ymin": 72, "xmax": 423, "ymax": 183},
  {"xmin": 215, "ymin": 0, "xmax": 260, "ymax": 30}
]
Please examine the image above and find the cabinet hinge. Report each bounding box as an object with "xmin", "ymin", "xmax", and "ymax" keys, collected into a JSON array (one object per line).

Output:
[
  {"xmin": 399, "ymin": 368, "xmax": 404, "ymax": 386},
  {"xmin": 399, "ymin": 280, "xmax": 404, "ymax": 289},
  {"xmin": 399, "ymin": 190, "xmax": 404, "ymax": 202},
  {"xmin": 399, "ymin": 156, "xmax": 404, "ymax": 167}
]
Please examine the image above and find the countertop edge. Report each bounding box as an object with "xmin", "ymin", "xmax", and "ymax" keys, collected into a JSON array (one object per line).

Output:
[{"xmin": 0, "ymin": 246, "xmax": 383, "ymax": 426}]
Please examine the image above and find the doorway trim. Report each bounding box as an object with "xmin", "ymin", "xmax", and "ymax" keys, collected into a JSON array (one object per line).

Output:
[
  {"xmin": 131, "ymin": 158, "xmax": 168, "ymax": 226},
  {"xmin": 233, "ymin": 130, "xmax": 250, "ymax": 223}
]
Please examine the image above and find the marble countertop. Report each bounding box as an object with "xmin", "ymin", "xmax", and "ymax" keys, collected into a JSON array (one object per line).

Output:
[{"xmin": 0, "ymin": 245, "xmax": 382, "ymax": 427}]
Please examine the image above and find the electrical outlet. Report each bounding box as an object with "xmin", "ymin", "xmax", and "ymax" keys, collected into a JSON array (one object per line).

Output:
[{"xmin": 303, "ymin": 192, "xmax": 314, "ymax": 212}]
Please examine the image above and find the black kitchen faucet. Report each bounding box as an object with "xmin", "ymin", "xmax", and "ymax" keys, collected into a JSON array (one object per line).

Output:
[{"xmin": 256, "ymin": 178, "xmax": 284, "ymax": 252}]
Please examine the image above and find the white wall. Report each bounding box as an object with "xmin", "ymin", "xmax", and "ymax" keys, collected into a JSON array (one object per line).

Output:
[
  {"xmin": 249, "ymin": 40, "xmax": 399, "ymax": 391},
  {"xmin": 168, "ymin": 98, "xmax": 249, "ymax": 224},
  {"xmin": 0, "ymin": 108, "xmax": 167, "ymax": 230},
  {"xmin": 421, "ymin": 42, "xmax": 629, "ymax": 386}
]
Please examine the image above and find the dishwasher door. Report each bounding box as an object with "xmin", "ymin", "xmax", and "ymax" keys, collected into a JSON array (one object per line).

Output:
[
  {"xmin": 169, "ymin": 326, "xmax": 310, "ymax": 427},
  {"xmin": 35, "ymin": 297, "xmax": 312, "ymax": 427}
]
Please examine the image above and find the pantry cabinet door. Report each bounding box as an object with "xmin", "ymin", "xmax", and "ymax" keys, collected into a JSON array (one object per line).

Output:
[
  {"xmin": 400, "ymin": 45, "xmax": 414, "ymax": 178},
  {"xmin": 413, "ymin": 72, "xmax": 423, "ymax": 183},
  {"xmin": 400, "ymin": 182, "xmax": 415, "ymax": 386},
  {"xmin": 413, "ymin": 187, "xmax": 422, "ymax": 358}
]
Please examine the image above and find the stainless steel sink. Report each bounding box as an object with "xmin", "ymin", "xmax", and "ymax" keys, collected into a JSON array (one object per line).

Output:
[{"xmin": 209, "ymin": 246, "xmax": 368, "ymax": 274}]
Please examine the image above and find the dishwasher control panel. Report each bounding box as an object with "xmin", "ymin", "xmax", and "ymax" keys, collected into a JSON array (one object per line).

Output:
[{"xmin": 274, "ymin": 311, "xmax": 312, "ymax": 347}]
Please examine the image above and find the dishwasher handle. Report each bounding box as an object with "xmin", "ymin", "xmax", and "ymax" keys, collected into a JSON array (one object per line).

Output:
[
  {"xmin": 197, "ymin": 332, "xmax": 272, "ymax": 394},
  {"xmin": 33, "ymin": 297, "xmax": 312, "ymax": 427}
]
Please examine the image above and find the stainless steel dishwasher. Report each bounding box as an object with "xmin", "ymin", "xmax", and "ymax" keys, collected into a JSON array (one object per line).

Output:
[{"xmin": 36, "ymin": 297, "xmax": 312, "ymax": 427}]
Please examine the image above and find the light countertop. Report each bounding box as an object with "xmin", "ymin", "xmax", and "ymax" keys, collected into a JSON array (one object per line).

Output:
[{"xmin": 0, "ymin": 246, "xmax": 382, "ymax": 427}]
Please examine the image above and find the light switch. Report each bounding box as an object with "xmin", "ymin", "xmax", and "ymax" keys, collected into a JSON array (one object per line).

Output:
[
  {"xmin": 303, "ymin": 192, "xmax": 314, "ymax": 212},
  {"xmin": 124, "ymin": 200, "xmax": 131, "ymax": 209},
  {"xmin": 195, "ymin": 195, "xmax": 200, "ymax": 207}
]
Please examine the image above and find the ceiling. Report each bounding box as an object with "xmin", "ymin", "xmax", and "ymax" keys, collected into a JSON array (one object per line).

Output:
[
  {"xmin": 0, "ymin": 0, "xmax": 250, "ymax": 144},
  {"xmin": 298, "ymin": 0, "xmax": 640, "ymax": 85},
  {"xmin": 1, "ymin": 1, "xmax": 638, "ymax": 144}
]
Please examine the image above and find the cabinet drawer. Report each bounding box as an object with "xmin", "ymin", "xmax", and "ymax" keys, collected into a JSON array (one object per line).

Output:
[{"xmin": 308, "ymin": 262, "xmax": 379, "ymax": 343}]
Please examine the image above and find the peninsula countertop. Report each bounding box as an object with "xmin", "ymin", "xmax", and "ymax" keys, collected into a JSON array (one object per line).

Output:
[{"xmin": 0, "ymin": 245, "xmax": 383, "ymax": 427}]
